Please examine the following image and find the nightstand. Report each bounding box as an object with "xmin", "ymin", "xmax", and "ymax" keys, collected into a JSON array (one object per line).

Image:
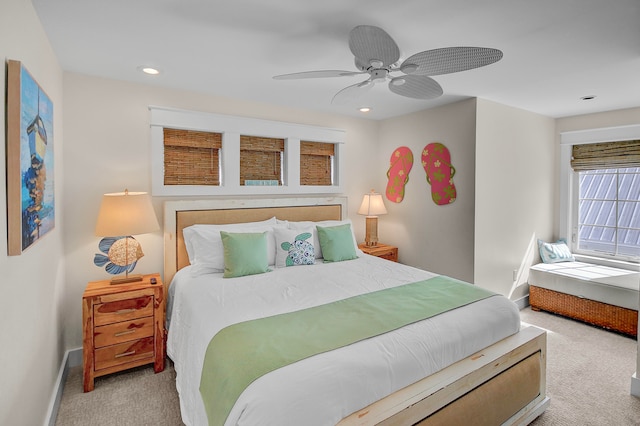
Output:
[
  {"xmin": 82, "ymin": 273, "xmax": 165, "ymax": 392},
  {"xmin": 358, "ymin": 243, "xmax": 398, "ymax": 262}
]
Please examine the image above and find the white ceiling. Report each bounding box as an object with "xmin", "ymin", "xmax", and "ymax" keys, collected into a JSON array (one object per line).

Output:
[{"xmin": 32, "ymin": 0, "xmax": 640, "ymax": 120}]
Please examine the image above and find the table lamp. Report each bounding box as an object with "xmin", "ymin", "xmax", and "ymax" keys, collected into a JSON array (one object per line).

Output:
[
  {"xmin": 94, "ymin": 189, "xmax": 160, "ymax": 284},
  {"xmin": 357, "ymin": 189, "xmax": 387, "ymax": 247}
]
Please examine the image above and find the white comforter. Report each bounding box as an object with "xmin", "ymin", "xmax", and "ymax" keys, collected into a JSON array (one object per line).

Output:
[{"xmin": 167, "ymin": 254, "xmax": 520, "ymax": 426}]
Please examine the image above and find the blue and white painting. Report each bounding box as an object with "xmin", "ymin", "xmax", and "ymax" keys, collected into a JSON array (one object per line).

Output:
[{"xmin": 18, "ymin": 63, "xmax": 55, "ymax": 251}]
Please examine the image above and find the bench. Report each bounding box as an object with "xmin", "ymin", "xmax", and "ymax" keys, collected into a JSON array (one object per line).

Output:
[{"xmin": 529, "ymin": 261, "xmax": 639, "ymax": 337}]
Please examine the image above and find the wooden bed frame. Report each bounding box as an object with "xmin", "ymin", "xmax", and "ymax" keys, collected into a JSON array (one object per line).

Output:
[{"xmin": 164, "ymin": 197, "xmax": 549, "ymax": 426}]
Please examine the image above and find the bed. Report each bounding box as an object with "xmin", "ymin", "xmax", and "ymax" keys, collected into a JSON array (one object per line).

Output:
[{"xmin": 164, "ymin": 197, "xmax": 549, "ymax": 426}]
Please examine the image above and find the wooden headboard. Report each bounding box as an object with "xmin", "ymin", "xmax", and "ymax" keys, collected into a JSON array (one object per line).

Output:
[{"xmin": 163, "ymin": 197, "xmax": 347, "ymax": 285}]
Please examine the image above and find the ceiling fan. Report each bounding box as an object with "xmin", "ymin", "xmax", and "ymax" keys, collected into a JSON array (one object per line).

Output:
[{"xmin": 273, "ymin": 25, "xmax": 503, "ymax": 105}]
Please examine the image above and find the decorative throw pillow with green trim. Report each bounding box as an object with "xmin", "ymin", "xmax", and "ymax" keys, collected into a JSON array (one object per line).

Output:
[{"xmin": 274, "ymin": 227, "xmax": 315, "ymax": 267}]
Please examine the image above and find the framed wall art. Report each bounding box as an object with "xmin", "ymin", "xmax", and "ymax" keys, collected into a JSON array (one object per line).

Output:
[{"xmin": 6, "ymin": 60, "xmax": 55, "ymax": 255}]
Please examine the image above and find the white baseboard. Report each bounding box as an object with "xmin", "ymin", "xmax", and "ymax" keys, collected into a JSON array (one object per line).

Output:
[
  {"xmin": 514, "ymin": 295, "xmax": 530, "ymax": 310},
  {"xmin": 45, "ymin": 348, "xmax": 82, "ymax": 426},
  {"xmin": 68, "ymin": 348, "xmax": 83, "ymax": 367},
  {"xmin": 632, "ymin": 373, "xmax": 640, "ymax": 398}
]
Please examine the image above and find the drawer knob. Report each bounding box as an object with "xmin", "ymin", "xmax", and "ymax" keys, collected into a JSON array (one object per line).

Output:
[
  {"xmin": 114, "ymin": 330, "xmax": 137, "ymax": 337},
  {"xmin": 114, "ymin": 350, "xmax": 136, "ymax": 359}
]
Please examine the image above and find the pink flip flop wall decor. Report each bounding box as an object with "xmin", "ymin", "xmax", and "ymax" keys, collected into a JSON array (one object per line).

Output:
[
  {"xmin": 422, "ymin": 142, "xmax": 456, "ymax": 205},
  {"xmin": 385, "ymin": 146, "xmax": 413, "ymax": 203}
]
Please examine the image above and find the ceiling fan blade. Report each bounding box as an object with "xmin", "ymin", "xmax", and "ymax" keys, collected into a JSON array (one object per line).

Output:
[
  {"xmin": 331, "ymin": 79, "xmax": 374, "ymax": 105},
  {"xmin": 349, "ymin": 25, "xmax": 400, "ymax": 68},
  {"xmin": 273, "ymin": 70, "xmax": 365, "ymax": 80},
  {"xmin": 401, "ymin": 47, "xmax": 503, "ymax": 76},
  {"xmin": 388, "ymin": 75, "xmax": 443, "ymax": 100}
]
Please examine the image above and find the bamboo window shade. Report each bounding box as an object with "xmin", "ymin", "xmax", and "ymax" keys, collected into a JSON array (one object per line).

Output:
[
  {"xmin": 164, "ymin": 128, "xmax": 222, "ymax": 185},
  {"xmin": 240, "ymin": 135, "xmax": 284, "ymax": 185},
  {"xmin": 300, "ymin": 141, "xmax": 335, "ymax": 186},
  {"xmin": 571, "ymin": 140, "xmax": 640, "ymax": 171}
]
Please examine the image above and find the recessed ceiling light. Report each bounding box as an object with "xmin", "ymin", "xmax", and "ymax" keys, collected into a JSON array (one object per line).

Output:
[
  {"xmin": 138, "ymin": 66, "xmax": 160, "ymax": 75},
  {"xmin": 359, "ymin": 107, "xmax": 371, "ymax": 113},
  {"xmin": 580, "ymin": 95, "xmax": 596, "ymax": 101}
]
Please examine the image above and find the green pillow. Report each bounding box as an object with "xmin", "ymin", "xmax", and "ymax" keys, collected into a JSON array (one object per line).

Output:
[
  {"xmin": 316, "ymin": 224, "xmax": 358, "ymax": 263},
  {"xmin": 220, "ymin": 231, "xmax": 270, "ymax": 278}
]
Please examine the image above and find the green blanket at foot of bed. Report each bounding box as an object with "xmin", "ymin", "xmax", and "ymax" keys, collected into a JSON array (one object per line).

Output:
[{"xmin": 200, "ymin": 276, "xmax": 496, "ymax": 426}]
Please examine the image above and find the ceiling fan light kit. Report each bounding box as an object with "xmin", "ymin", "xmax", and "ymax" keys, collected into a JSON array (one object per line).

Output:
[
  {"xmin": 273, "ymin": 25, "xmax": 503, "ymax": 105},
  {"xmin": 400, "ymin": 63, "xmax": 419, "ymax": 74}
]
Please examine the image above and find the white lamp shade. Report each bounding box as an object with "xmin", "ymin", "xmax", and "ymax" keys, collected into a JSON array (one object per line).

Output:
[
  {"xmin": 357, "ymin": 191, "xmax": 387, "ymax": 216},
  {"xmin": 95, "ymin": 191, "xmax": 160, "ymax": 237}
]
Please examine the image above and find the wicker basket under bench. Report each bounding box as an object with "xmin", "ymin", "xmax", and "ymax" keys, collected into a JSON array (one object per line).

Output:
[{"xmin": 529, "ymin": 285, "xmax": 638, "ymax": 337}]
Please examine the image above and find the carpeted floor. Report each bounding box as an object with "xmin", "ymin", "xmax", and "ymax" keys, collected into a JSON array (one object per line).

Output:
[
  {"xmin": 55, "ymin": 361, "xmax": 183, "ymax": 426},
  {"xmin": 521, "ymin": 308, "xmax": 640, "ymax": 426},
  {"xmin": 55, "ymin": 308, "xmax": 640, "ymax": 425}
]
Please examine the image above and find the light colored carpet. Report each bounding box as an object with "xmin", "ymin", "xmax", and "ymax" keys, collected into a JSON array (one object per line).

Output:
[
  {"xmin": 55, "ymin": 362, "xmax": 184, "ymax": 426},
  {"xmin": 521, "ymin": 308, "xmax": 640, "ymax": 426},
  {"xmin": 55, "ymin": 308, "xmax": 640, "ymax": 425}
]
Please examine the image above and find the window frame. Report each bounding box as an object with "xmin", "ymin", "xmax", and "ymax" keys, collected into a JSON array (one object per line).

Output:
[
  {"xmin": 560, "ymin": 124, "xmax": 640, "ymax": 265},
  {"xmin": 150, "ymin": 107, "xmax": 345, "ymax": 196}
]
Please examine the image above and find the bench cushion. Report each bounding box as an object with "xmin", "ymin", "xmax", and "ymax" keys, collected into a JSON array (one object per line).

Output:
[{"xmin": 529, "ymin": 262, "xmax": 639, "ymax": 311}]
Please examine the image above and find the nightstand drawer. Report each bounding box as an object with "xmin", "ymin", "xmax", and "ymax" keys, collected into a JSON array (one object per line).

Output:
[
  {"xmin": 375, "ymin": 248, "xmax": 397, "ymax": 260},
  {"xmin": 94, "ymin": 295, "xmax": 154, "ymax": 326},
  {"xmin": 94, "ymin": 317, "xmax": 154, "ymax": 348},
  {"xmin": 94, "ymin": 336, "xmax": 155, "ymax": 371}
]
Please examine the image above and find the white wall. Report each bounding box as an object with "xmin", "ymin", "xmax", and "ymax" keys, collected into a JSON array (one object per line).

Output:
[
  {"xmin": 377, "ymin": 97, "xmax": 558, "ymax": 296},
  {"xmin": 474, "ymin": 99, "xmax": 556, "ymax": 297},
  {"xmin": 62, "ymin": 72, "xmax": 380, "ymax": 349},
  {"xmin": 378, "ymin": 99, "xmax": 477, "ymax": 282},
  {"xmin": 0, "ymin": 0, "xmax": 65, "ymax": 424}
]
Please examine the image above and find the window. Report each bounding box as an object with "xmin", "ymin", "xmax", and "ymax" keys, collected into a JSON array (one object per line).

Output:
[
  {"xmin": 239, "ymin": 135, "xmax": 284, "ymax": 186},
  {"xmin": 577, "ymin": 168, "xmax": 640, "ymax": 259},
  {"xmin": 163, "ymin": 128, "xmax": 221, "ymax": 185},
  {"xmin": 150, "ymin": 107, "xmax": 345, "ymax": 196},
  {"xmin": 569, "ymin": 139, "xmax": 640, "ymax": 261},
  {"xmin": 300, "ymin": 141, "xmax": 335, "ymax": 186}
]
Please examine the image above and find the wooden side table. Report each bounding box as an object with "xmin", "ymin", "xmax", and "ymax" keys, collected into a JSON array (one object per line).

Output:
[
  {"xmin": 358, "ymin": 243, "xmax": 398, "ymax": 262},
  {"xmin": 82, "ymin": 273, "xmax": 165, "ymax": 392}
]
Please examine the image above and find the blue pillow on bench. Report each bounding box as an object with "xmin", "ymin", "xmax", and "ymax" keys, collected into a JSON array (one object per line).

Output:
[{"xmin": 538, "ymin": 239, "xmax": 575, "ymax": 264}]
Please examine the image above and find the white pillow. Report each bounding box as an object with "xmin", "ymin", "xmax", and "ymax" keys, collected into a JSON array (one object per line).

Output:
[
  {"xmin": 182, "ymin": 218, "xmax": 278, "ymax": 276},
  {"xmin": 274, "ymin": 226, "xmax": 315, "ymax": 268},
  {"xmin": 183, "ymin": 217, "xmax": 277, "ymax": 262},
  {"xmin": 286, "ymin": 219, "xmax": 358, "ymax": 259}
]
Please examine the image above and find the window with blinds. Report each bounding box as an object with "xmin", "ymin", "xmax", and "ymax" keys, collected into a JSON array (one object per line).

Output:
[
  {"xmin": 572, "ymin": 140, "xmax": 640, "ymax": 260},
  {"xmin": 300, "ymin": 141, "xmax": 335, "ymax": 186},
  {"xmin": 240, "ymin": 135, "xmax": 284, "ymax": 186},
  {"xmin": 163, "ymin": 128, "xmax": 221, "ymax": 185},
  {"xmin": 571, "ymin": 140, "xmax": 640, "ymax": 171},
  {"xmin": 151, "ymin": 107, "xmax": 346, "ymax": 195}
]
